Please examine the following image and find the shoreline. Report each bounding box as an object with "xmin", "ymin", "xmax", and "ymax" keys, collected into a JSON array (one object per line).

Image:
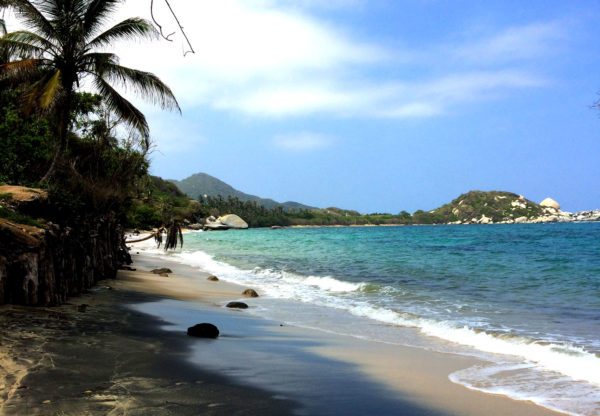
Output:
[{"xmin": 0, "ymin": 248, "xmax": 564, "ymax": 415}]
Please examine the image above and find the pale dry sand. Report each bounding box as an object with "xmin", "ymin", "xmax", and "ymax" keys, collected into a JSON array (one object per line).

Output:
[{"xmin": 123, "ymin": 249, "xmax": 562, "ymax": 416}]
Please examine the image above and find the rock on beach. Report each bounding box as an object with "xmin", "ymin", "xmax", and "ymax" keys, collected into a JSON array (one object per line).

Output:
[{"xmin": 187, "ymin": 323, "xmax": 220, "ymax": 338}]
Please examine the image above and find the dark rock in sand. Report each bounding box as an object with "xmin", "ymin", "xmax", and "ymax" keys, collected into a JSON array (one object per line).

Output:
[
  {"xmin": 77, "ymin": 304, "xmax": 89, "ymax": 312},
  {"xmin": 207, "ymin": 275, "xmax": 219, "ymax": 282},
  {"xmin": 151, "ymin": 268, "xmax": 172, "ymax": 274},
  {"xmin": 226, "ymin": 302, "xmax": 248, "ymax": 309},
  {"xmin": 159, "ymin": 273, "xmax": 169, "ymax": 277},
  {"xmin": 187, "ymin": 323, "xmax": 219, "ymax": 338},
  {"xmin": 242, "ymin": 289, "xmax": 259, "ymax": 298}
]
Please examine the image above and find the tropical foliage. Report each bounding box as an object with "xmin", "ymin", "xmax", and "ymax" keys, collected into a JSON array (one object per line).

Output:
[{"xmin": 0, "ymin": 0, "xmax": 179, "ymax": 180}]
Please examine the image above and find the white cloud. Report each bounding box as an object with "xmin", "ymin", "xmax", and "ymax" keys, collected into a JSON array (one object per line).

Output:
[
  {"xmin": 213, "ymin": 70, "xmax": 545, "ymax": 118},
  {"xmin": 273, "ymin": 133, "xmax": 333, "ymax": 151},
  {"xmin": 3, "ymin": 1, "xmax": 561, "ymax": 120},
  {"xmin": 454, "ymin": 22, "xmax": 565, "ymax": 64}
]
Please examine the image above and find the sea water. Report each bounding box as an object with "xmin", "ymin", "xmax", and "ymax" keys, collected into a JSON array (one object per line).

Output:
[{"xmin": 140, "ymin": 223, "xmax": 600, "ymax": 415}]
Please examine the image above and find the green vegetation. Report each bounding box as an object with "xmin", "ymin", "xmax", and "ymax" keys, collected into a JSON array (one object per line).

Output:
[
  {"xmin": 197, "ymin": 195, "xmax": 414, "ymax": 227},
  {"xmin": 197, "ymin": 191, "xmax": 545, "ymax": 228},
  {"xmin": 1, "ymin": 0, "xmax": 179, "ymax": 181},
  {"xmin": 171, "ymin": 172, "xmax": 315, "ymax": 210},
  {"xmin": 428, "ymin": 191, "xmax": 543, "ymax": 223},
  {"xmin": 0, "ymin": 0, "xmax": 194, "ymax": 241},
  {"xmin": 126, "ymin": 176, "xmax": 201, "ymax": 229}
]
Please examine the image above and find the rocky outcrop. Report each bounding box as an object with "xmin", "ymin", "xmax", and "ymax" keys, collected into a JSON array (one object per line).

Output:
[
  {"xmin": 0, "ymin": 186, "xmax": 127, "ymax": 306},
  {"xmin": 0, "ymin": 216, "xmax": 125, "ymax": 306},
  {"xmin": 203, "ymin": 214, "xmax": 248, "ymax": 231}
]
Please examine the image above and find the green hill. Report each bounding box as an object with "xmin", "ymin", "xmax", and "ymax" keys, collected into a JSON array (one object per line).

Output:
[
  {"xmin": 424, "ymin": 190, "xmax": 544, "ymax": 224},
  {"xmin": 169, "ymin": 172, "xmax": 315, "ymax": 210}
]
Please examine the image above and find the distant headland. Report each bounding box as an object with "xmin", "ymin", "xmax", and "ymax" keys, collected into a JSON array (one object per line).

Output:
[{"xmin": 158, "ymin": 172, "xmax": 600, "ymax": 228}]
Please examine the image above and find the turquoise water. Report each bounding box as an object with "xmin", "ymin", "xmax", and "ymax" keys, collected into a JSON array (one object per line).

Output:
[{"xmin": 143, "ymin": 223, "xmax": 600, "ymax": 415}]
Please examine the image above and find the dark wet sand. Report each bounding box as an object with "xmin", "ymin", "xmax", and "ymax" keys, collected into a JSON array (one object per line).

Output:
[{"xmin": 0, "ymin": 287, "xmax": 297, "ymax": 415}]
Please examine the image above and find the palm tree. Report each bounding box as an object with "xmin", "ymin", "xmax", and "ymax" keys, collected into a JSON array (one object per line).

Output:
[{"xmin": 0, "ymin": 0, "xmax": 180, "ymax": 181}]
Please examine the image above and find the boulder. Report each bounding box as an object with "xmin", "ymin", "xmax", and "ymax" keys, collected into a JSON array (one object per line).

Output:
[
  {"xmin": 187, "ymin": 323, "xmax": 219, "ymax": 338},
  {"xmin": 242, "ymin": 289, "xmax": 259, "ymax": 298},
  {"xmin": 207, "ymin": 275, "xmax": 219, "ymax": 281},
  {"xmin": 203, "ymin": 222, "xmax": 230, "ymax": 231},
  {"xmin": 217, "ymin": 214, "xmax": 248, "ymax": 229},
  {"xmin": 226, "ymin": 302, "xmax": 249, "ymax": 309},
  {"xmin": 151, "ymin": 268, "xmax": 172, "ymax": 274},
  {"xmin": 540, "ymin": 198, "xmax": 560, "ymax": 210},
  {"xmin": 187, "ymin": 223, "xmax": 203, "ymax": 230},
  {"xmin": 479, "ymin": 215, "xmax": 492, "ymax": 224}
]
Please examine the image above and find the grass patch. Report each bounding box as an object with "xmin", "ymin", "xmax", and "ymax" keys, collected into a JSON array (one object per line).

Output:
[{"xmin": 0, "ymin": 206, "xmax": 44, "ymax": 228}]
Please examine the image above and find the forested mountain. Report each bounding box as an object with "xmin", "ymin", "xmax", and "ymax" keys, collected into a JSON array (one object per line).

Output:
[{"xmin": 170, "ymin": 172, "xmax": 315, "ymax": 210}]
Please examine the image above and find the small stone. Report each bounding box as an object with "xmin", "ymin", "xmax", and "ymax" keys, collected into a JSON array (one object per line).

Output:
[
  {"xmin": 226, "ymin": 302, "xmax": 248, "ymax": 309},
  {"xmin": 207, "ymin": 275, "xmax": 219, "ymax": 282},
  {"xmin": 187, "ymin": 323, "xmax": 219, "ymax": 338},
  {"xmin": 242, "ymin": 289, "xmax": 259, "ymax": 298},
  {"xmin": 151, "ymin": 268, "xmax": 173, "ymax": 274},
  {"xmin": 84, "ymin": 390, "xmax": 93, "ymax": 394},
  {"xmin": 42, "ymin": 400, "xmax": 51, "ymax": 404}
]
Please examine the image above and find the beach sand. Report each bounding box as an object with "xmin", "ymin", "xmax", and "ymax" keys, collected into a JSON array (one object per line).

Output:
[{"xmin": 0, "ymin": 249, "xmax": 563, "ymax": 416}]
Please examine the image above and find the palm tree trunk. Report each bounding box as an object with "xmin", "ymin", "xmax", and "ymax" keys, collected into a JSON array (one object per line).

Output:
[{"xmin": 41, "ymin": 88, "xmax": 73, "ymax": 182}]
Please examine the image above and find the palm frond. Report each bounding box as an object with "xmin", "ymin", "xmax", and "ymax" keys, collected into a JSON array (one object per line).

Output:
[
  {"xmin": 39, "ymin": 68, "xmax": 61, "ymax": 109},
  {"xmin": 2, "ymin": 30, "xmax": 59, "ymax": 54},
  {"xmin": 0, "ymin": 18, "xmax": 6, "ymax": 36},
  {"xmin": 1, "ymin": 57, "xmax": 45, "ymax": 81},
  {"xmin": 0, "ymin": 37, "xmax": 47, "ymax": 59},
  {"xmin": 87, "ymin": 17, "xmax": 157, "ymax": 48},
  {"xmin": 20, "ymin": 68, "xmax": 62, "ymax": 113},
  {"xmin": 93, "ymin": 75, "xmax": 150, "ymax": 138},
  {"xmin": 83, "ymin": 0, "xmax": 121, "ymax": 37},
  {"xmin": 7, "ymin": 0, "xmax": 56, "ymax": 41},
  {"xmin": 93, "ymin": 61, "xmax": 180, "ymax": 112}
]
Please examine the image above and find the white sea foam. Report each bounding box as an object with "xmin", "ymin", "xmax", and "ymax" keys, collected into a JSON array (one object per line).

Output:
[{"xmin": 136, "ymin": 245, "xmax": 600, "ymax": 416}]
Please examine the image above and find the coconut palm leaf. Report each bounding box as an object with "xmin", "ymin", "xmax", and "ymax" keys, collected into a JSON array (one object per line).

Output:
[
  {"xmin": 0, "ymin": 35, "xmax": 48, "ymax": 58},
  {"xmin": 93, "ymin": 74, "xmax": 150, "ymax": 138},
  {"xmin": 87, "ymin": 17, "xmax": 156, "ymax": 49},
  {"xmin": 2, "ymin": 30, "xmax": 59, "ymax": 54},
  {"xmin": 83, "ymin": 0, "xmax": 121, "ymax": 35},
  {"xmin": 98, "ymin": 63, "xmax": 180, "ymax": 112},
  {"xmin": 6, "ymin": 0, "xmax": 56, "ymax": 41}
]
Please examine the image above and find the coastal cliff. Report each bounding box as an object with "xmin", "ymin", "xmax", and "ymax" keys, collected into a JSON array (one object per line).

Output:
[{"xmin": 0, "ymin": 186, "xmax": 127, "ymax": 306}]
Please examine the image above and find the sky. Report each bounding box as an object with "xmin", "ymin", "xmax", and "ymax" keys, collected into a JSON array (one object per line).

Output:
[{"xmin": 7, "ymin": 0, "xmax": 600, "ymax": 213}]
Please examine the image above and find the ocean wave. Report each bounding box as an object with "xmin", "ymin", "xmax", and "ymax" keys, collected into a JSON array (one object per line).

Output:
[{"xmin": 138, "ymin": 245, "xmax": 600, "ymax": 415}]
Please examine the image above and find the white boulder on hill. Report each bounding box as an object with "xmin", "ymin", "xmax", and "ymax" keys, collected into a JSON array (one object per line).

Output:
[{"xmin": 540, "ymin": 198, "xmax": 560, "ymax": 210}]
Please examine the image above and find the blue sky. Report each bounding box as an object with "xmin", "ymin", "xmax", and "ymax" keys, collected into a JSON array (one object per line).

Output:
[{"xmin": 16, "ymin": 0, "xmax": 600, "ymax": 213}]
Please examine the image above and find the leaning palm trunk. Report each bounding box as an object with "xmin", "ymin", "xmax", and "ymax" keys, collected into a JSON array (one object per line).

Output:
[{"xmin": 164, "ymin": 221, "xmax": 183, "ymax": 250}]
